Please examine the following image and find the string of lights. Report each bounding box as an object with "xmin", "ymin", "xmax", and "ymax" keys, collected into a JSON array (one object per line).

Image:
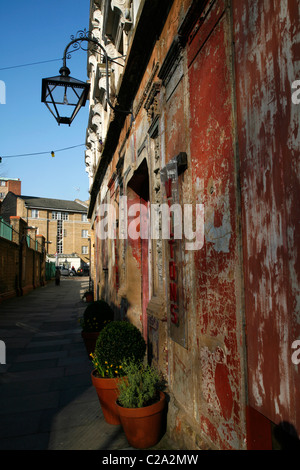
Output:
[{"xmin": 0, "ymin": 144, "xmax": 85, "ymax": 161}]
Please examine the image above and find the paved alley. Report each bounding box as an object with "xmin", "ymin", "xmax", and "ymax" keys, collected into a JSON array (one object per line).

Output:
[{"xmin": 0, "ymin": 278, "xmax": 140, "ymax": 450}]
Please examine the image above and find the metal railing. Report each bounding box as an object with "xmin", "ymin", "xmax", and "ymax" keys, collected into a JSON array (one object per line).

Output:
[
  {"xmin": 0, "ymin": 218, "xmax": 43, "ymax": 252},
  {"xmin": 0, "ymin": 217, "xmax": 12, "ymax": 241}
]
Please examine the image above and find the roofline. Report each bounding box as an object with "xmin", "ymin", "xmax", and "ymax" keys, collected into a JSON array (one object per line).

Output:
[
  {"xmin": 24, "ymin": 204, "xmax": 87, "ymax": 213},
  {"xmin": 87, "ymin": 0, "xmax": 175, "ymax": 218},
  {"xmin": 25, "ymin": 205, "xmax": 87, "ymax": 213},
  {"xmin": 18, "ymin": 195, "xmax": 88, "ymax": 213},
  {"xmin": 0, "ymin": 177, "xmax": 20, "ymax": 181}
]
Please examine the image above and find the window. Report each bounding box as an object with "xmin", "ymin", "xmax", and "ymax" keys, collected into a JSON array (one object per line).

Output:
[
  {"xmin": 52, "ymin": 211, "xmax": 69, "ymax": 220},
  {"xmin": 63, "ymin": 229, "xmax": 67, "ymax": 237},
  {"xmin": 57, "ymin": 220, "xmax": 63, "ymax": 253},
  {"xmin": 81, "ymin": 213, "xmax": 88, "ymax": 222},
  {"xmin": 82, "ymin": 246, "xmax": 88, "ymax": 254},
  {"xmin": 81, "ymin": 230, "xmax": 88, "ymax": 238},
  {"xmin": 0, "ymin": 181, "xmax": 6, "ymax": 186},
  {"xmin": 31, "ymin": 209, "xmax": 39, "ymax": 218}
]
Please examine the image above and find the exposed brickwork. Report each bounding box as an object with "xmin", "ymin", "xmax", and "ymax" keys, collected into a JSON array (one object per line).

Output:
[
  {"xmin": 0, "ymin": 217, "xmax": 46, "ymax": 302},
  {"xmin": 0, "ymin": 178, "xmax": 21, "ymax": 201}
]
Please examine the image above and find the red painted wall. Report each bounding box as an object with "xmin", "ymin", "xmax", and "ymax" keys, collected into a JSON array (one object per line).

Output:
[
  {"xmin": 233, "ymin": 0, "xmax": 300, "ymax": 437},
  {"xmin": 188, "ymin": 0, "xmax": 245, "ymax": 448}
]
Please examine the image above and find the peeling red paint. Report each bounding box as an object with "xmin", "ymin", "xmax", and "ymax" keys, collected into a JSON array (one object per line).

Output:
[
  {"xmin": 233, "ymin": 0, "xmax": 300, "ymax": 437},
  {"xmin": 215, "ymin": 363, "xmax": 234, "ymax": 421},
  {"xmin": 188, "ymin": 0, "xmax": 244, "ymax": 448},
  {"xmin": 88, "ymin": 0, "xmax": 299, "ymax": 450}
]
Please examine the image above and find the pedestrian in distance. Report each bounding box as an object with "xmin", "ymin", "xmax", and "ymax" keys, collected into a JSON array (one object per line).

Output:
[{"xmin": 55, "ymin": 267, "xmax": 61, "ymax": 286}]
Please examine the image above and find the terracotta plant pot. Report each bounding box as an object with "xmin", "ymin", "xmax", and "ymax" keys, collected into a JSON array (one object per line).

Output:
[
  {"xmin": 91, "ymin": 370, "xmax": 121, "ymax": 425},
  {"xmin": 116, "ymin": 391, "xmax": 166, "ymax": 449},
  {"xmin": 81, "ymin": 331, "xmax": 99, "ymax": 358},
  {"xmin": 85, "ymin": 292, "xmax": 94, "ymax": 302}
]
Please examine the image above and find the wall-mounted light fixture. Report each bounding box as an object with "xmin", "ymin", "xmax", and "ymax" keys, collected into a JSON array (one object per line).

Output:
[{"xmin": 41, "ymin": 29, "xmax": 131, "ymax": 125}]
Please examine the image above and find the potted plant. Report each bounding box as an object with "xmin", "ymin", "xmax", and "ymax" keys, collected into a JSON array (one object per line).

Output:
[
  {"xmin": 90, "ymin": 321, "xmax": 146, "ymax": 425},
  {"xmin": 79, "ymin": 300, "xmax": 114, "ymax": 358},
  {"xmin": 116, "ymin": 360, "xmax": 166, "ymax": 448},
  {"xmin": 83, "ymin": 290, "xmax": 94, "ymax": 302}
]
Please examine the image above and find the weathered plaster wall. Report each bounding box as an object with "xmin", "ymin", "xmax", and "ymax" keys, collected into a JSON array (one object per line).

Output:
[
  {"xmin": 88, "ymin": 0, "xmax": 299, "ymax": 450},
  {"xmin": 181, "ymin": 0, "xmax": 246, "ymax": 449},
  {"xmin": 233, "ymin": 0, "xmax": 300, "ymax": 436}
]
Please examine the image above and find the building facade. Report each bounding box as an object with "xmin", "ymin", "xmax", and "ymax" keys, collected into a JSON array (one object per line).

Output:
[
  {"xmin": 0, "ymin": 177, "xmax": 21, "ymax": 202},
  {"xmin": 86, "ymin": 0, "xmax": 300, "ymax": 450},
  {"xmin": 1, "ymin": 193, "xmax": 90, "ymax": 269}
]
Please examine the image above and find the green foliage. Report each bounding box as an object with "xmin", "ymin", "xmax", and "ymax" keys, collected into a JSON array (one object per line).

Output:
[
  {"xmin": 93, "ymin": 321, "xmax": 146, "ymax": 378},
  {"xmin": 117, "ymin": 360, "xmax": 164, "ymax": 408},
  {"xmin": 79, "ymin": 300, "xmax": 114, "ymax": 332}
]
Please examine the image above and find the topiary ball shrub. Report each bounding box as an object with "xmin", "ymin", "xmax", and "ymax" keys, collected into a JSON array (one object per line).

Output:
[
  {"xmin": 93, "ymin": 321, "xmax": 146, "ymax": 377},
  {"xmin": 80, "ymin": 300, "xmax": 114, "ymax": 332}
]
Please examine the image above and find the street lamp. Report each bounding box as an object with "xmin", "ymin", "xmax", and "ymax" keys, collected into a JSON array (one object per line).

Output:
[
  {"xmin": 41, "ymin": 65, "xmax": 89, "ymax": 125},
  {"xmin": 41, "ymin": 29, "xmax": 130, "ymax": 125}
]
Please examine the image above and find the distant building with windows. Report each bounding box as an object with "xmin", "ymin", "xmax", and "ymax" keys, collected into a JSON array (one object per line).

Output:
[
  {"xmin": 0, "ymin": 177, "xmax": 21, "ymax": 201},
  {"xmin": 1, "ymin": 192, "xmax": 90, "ymax": 269}
]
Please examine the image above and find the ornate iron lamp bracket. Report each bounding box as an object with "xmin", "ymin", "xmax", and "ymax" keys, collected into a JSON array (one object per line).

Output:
[{"xmin": 61, "ymin": 29, "xmax": 131, "ymax": 115}]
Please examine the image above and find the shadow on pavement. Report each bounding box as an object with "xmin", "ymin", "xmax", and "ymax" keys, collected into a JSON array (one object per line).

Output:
[{"xmin": 0, "ymin": 278, "xmax": 131, "ymax": 450}]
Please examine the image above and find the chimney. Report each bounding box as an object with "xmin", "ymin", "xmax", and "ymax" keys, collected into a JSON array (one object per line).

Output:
[{"xmin": 8, "ymin": 179, "xmax": 21, "ymax": 196}]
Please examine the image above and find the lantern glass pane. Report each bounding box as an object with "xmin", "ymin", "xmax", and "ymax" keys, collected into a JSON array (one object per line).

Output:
[{"xmin": 42, "ymin": 75, "xmax": 89, "ymax": 125}]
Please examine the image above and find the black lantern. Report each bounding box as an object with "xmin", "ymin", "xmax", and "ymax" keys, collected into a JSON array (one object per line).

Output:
[
  {"xmin": 41, "ymin": 65, "xmax": 90, "ymax": 125},
  {"xmin": 42, "ymin": 30, "xmax": 131, "ymax": 125}
]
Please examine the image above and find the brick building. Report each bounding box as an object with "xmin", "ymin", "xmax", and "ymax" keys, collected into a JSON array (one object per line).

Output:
[
  {"xmin": 0, "ymin": 216, "xmax": 46, "ymax": 302},
  {"xmin": 1, "ymin": 193, "xmax": 90, "ymax": 269},
  {"xmin": 84, "ymin": 0, "xmax": 300, "ymax": 450},
  {"xmin": 0, "ymin": 177, "xmax": 21, "ymax": 201}
]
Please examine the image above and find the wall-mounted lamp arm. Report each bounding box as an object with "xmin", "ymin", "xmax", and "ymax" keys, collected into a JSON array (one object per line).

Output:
[{"xmin": 61, "ymin": 35, "xmax": 131, "ymax": 115}]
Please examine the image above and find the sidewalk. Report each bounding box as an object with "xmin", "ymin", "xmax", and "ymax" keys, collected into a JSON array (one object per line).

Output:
[{"xmin": 0, "ymin": 278, "xmax": 175, "ymax": 450}]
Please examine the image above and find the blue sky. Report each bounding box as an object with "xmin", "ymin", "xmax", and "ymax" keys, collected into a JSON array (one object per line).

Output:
[{"xmin": 0, "ymin": 1, "xmax": 91, "ymax": 202}]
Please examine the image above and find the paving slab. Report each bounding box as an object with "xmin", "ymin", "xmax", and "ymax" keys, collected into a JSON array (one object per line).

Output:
[{"xmin": 0, "ymin": 278, "xmax": 176, "ymax": 451}]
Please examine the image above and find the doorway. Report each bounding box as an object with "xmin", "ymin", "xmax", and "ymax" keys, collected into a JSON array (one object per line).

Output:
[{"xmin": 127, "ymin": 158, "xmax": 150, "ymax": 341}]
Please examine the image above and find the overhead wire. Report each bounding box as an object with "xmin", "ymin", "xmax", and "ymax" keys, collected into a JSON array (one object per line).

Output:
[
  {"xmin": 0, "ymin": 50, "xmax": 126, "ymax": 72},
  {"xmin": 1, "ymin": 144, "xmax": 86, "ymax": 159},
  {"xmin": 0, "ymin": 58, "xmax": 87, "ymax": 161},
  {"xmin": 0, "ymin": 58, "xmax": 63, "ymax": 71}
]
